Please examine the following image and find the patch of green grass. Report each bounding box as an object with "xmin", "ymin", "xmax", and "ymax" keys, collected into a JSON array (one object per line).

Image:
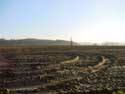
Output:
[{"xmin": 112, "ymin": 90, "xmax": 125, "ymax": 94}]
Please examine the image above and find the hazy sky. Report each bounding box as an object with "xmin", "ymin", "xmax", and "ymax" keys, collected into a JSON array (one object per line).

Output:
[{"xmin": 0, "ymin": 0, "xmax": 125, "ymax": 43}]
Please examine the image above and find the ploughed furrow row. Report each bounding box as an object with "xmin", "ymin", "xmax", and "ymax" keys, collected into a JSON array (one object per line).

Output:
[{"xmin": 0, "ymin": 50, "xmax": 124, "ymax": 94}]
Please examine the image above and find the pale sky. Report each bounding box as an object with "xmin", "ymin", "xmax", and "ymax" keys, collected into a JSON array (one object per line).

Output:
[{"xmin": 0, "ymin": 0, "xmax": 125, "ymax": 43}]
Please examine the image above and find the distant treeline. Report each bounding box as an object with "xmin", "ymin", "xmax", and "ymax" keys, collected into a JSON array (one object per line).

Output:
[{"xmin": 0, "ymin": 38, "xmax": 78, "ymax": 46}]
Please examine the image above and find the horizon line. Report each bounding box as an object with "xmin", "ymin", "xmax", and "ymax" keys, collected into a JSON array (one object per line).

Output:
[{"xmin": 0, "ymin": 38, "xmax": 125, "ymax": 44}]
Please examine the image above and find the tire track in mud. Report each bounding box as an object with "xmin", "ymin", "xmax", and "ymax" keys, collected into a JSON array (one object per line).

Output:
[{"xmin": 61, "ymin": 55, "xmax": 115, "ymax": 73}]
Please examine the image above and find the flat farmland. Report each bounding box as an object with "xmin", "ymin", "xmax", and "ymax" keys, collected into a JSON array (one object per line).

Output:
[{"xmin": 0, "ymin": 46, "xmax": 125, "ymax": 94}]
